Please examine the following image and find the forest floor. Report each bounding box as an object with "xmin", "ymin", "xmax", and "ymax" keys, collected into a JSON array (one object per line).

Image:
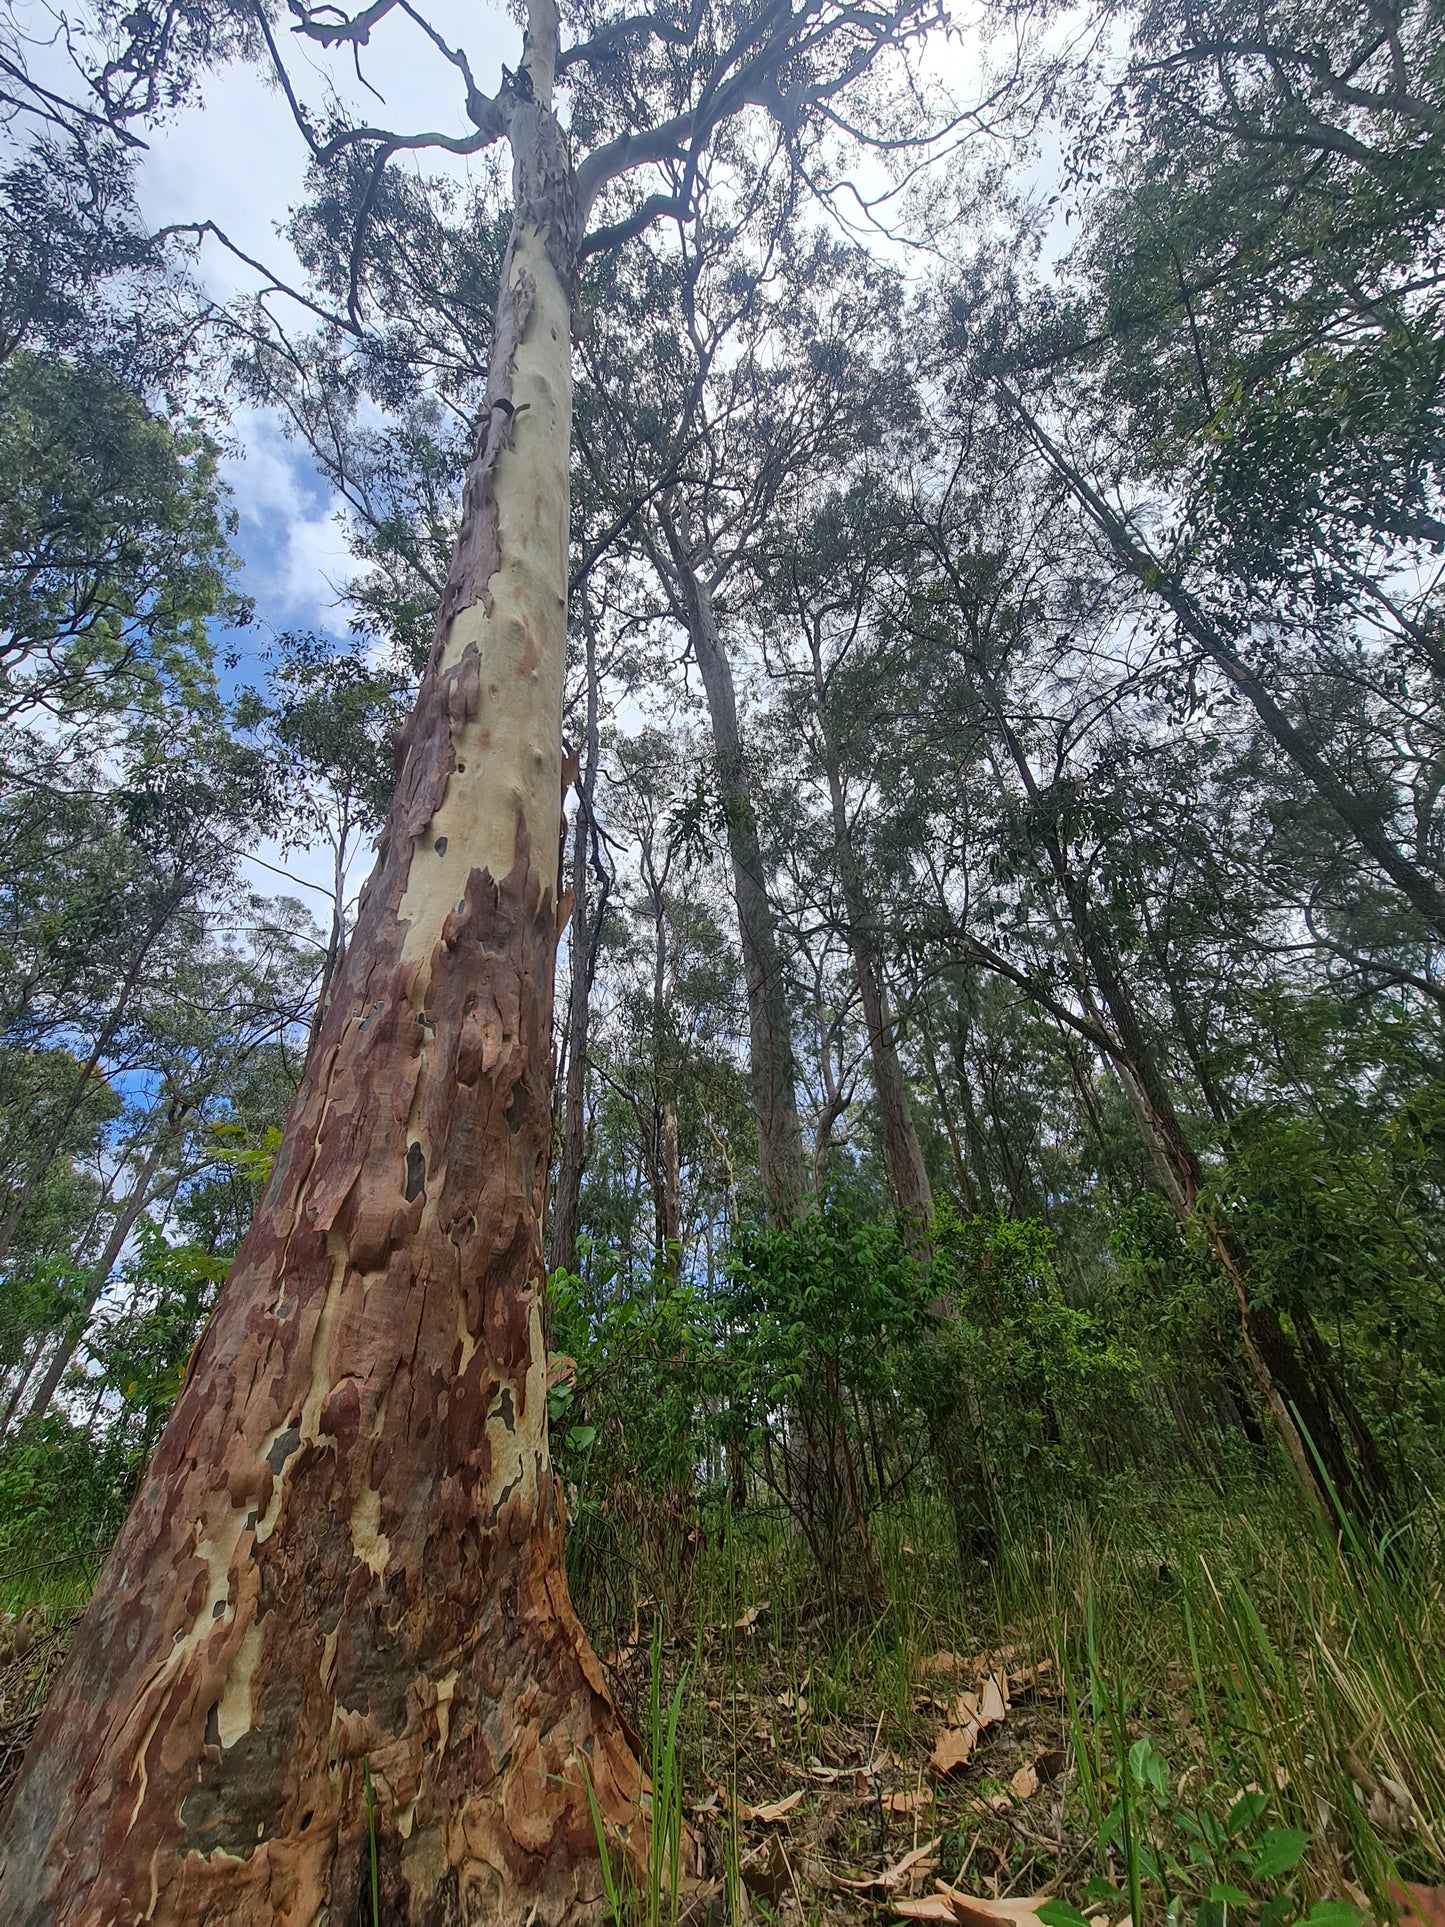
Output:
[
  {"xmin": 574, "ymin": 1484, "xmax": 1445, "ymax": 1927},
  {"xmin": 1, "ymin": 1484, "xmax": 1442, "ymax": 1926}
]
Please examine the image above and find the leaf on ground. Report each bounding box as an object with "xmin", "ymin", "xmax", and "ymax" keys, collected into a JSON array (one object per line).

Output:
[
  {"xmin": 952, "ymin": 1675, "xmax": 1009, "ymax": 1732},
  {"xmin": 734, "ymin": 1603, "xmax": 767, "ymax": 1632},
  {"xmin": 1389, "ymin": 1883, "xmax": 1445, "ymax": 1927},
  {"xmin": 837, "ymin": 1839, "xmax": 941, "ymax": 1892},
  {"xmin": 1010, "ymin": 1764, "xmax": 1039, "ymax": 1799},
  {"xmin": 745, "ymin": 1790, "xmax": 803, "ymax": 1822},
  {"xmin": 1006, "ymin": 1659, "xmax": 1058, "ymax": 1699},
  {"xmin": 888, "ymin": 1786, "xmax": 935, "ymax": 1814},
  {"xmin": 934, "ymin": 1891, "xmax": 1060, "ymax": 1927},
  {"xmin": 741, "ymin": 1834, "xmax": 792, "ymax": 1902},
  {"xmin": 930, "ymin": 1725, "xmax": 977, "ymax": 1776},
  {"xmin": 896, "ymin": 1899, "xmax": 964, "ymax": 1920},
  {"xmin": 977, "ymin": 1675, "xmax": 1008, "ymax": 1724},
  {"xmin": 921, "ymin": 1652, "xmax": 978, "ymax": 1676}
]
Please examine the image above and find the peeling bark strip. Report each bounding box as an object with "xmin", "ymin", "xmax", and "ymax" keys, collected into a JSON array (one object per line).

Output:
[{"xmin": 0, "ymin": 106, "xmax": 642, "ymax": 1927}]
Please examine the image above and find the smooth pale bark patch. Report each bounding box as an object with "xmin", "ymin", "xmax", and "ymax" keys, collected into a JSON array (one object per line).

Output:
[{"xmin": 401, "ymin": 225, "xmax": 572, "ymax": 964}]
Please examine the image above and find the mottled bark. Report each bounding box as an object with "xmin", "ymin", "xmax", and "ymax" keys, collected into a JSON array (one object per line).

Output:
[
  {"xmin": 0, "ymin": 41, "xmax": 644, "ymax": 1924},
  {"xmin": 658, "ymin": 520, "xmax": 809, "ymax": 1221}
]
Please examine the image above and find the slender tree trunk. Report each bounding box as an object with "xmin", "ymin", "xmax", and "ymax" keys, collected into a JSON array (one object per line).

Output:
[
  {"xmin": 0, "ymin": 1339, "xmax": 44, "ymax": 1438},
  {"xmin": 658, "ymin": 515, "xmax": 809, "ymax": 1220},
  {"xmin": 815, "ymin": 702, "xmax": 932, "ymax": 1228},
  {"xmin": 984, "ymin": 687, "xmax": 1355, "ymax": 1514},
  {"xmin": 661, "ymin": 1101, "xmax": 682, "ymax": 1270},
  {"xmin": 0, "ymin": 49, "xmax": 643, "ymax": 1922},
  {"xmin": 548, "ymin": 623, "xmax": 603, "ymax": 1276},
  {"xmin": 0, "ymin": 909, "xmax": 174, "ymax": 1275},
  {"xmin": 304, "ymin": 814, "xmax": 352, "ymax": 1066},
  {"xmin": 21, "ymin": 1123, "xmax": 175, "ymax": 1429},
  {"xmin": 1014, "ymin": 396, "xmax": 1445, "ymax": 941},
  {"xmin": 919, "ymin": 1011, "xmax": 978, "ymax": 1211}
]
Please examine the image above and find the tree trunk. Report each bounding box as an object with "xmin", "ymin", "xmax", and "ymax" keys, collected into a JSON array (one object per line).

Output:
[
  {"xmin": 983, "ymin": 686, "xmax": 1354, "ymax": 1515},
  {"xmin": 20, "ymin": 1121, "xmax": 175, "ymax": 1429},
  {"xmin": 1014, "ymin": 395, "xmax": 1445, "ymax": 942},
  {"xmin": 0, "ymin": 58, "xmax": 643, "ymax": 1924},
  {"xmin": 548, "ymin": 622, "xmax": 604, "ymax": 1277},
  {"xmin": 0, "ymin": 905, "xmax": 176, "ymax": 1276},
  {"xmin": 658, "ymin": 517, "xmax": 809, "ymax": 1220},
  {"xmin": 817, "ymin": 711, "xmax": 932, "ymax": 1228}
]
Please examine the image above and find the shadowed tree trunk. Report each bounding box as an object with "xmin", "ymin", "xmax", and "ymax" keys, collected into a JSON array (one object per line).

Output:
[
  {"xmin": 812, "ymin": 669, "xmax": 931, "ymax": 1229},
  {"xmin": 549, "ymin": 619, "xmax": 606, "ymax": 1277},
  {"xmin": 658, "ymin": 514, "xmax": 810, "ymax": 1221},
  {"xmin": 0, "ymin": 28, "xmax": 644, "ymax": 1922}
]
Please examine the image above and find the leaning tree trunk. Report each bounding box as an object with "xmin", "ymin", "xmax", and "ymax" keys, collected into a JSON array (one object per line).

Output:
[
  {"xmin": 0, "ymin": 65, "xmax": 643, "ymax": 1927},
  {"xmin": 21, "ymin": 1117, "xmax": 176, "ymax": 1429},
  {"xmin": 659, "ymin": 521, "xmax": 810, "ymax": 1221}
]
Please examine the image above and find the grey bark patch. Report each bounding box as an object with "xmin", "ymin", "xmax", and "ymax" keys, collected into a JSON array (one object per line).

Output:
[
  {"xmin": 405, "ymin": 1142, "xmax": 427, "ymax": 1202},
  {"xmin": 264, "ymin": 1426, "xmax": 301, "ymax": 1475}
]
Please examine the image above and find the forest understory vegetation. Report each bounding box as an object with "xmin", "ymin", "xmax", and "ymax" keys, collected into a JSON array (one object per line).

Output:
[{"xmin": 0, "ymin": 0, "xmax": 1443, "ymax": 1914}]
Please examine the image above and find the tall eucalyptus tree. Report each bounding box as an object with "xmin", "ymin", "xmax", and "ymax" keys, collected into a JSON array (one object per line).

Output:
[{"xmin": 0, "ymin": 0, "xmax": 946, "ymax": 1915}]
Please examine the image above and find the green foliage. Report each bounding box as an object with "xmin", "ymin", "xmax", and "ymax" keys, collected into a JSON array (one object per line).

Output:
[
  {"xmin": 923, "ymin": 1204, "xmax": 1142, "ymax": 1496},
  {"xmin": 722, "ymin": 1198, "xmax": 931, "ymax": 1418},
  {"xmin": 0, "ymin": 352, "xmax": 243, "ymax": 724}
]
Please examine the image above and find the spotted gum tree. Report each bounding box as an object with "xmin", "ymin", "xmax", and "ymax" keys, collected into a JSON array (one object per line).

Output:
[{"xmin": 0, "ymin": 0, "xmax": 941, "ymax": 1917}]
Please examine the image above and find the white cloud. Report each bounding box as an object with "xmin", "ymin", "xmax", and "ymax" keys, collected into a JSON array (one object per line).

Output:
[{"xmin": 220, "ymin": 410, "xmax": 355, "ymax": 634}]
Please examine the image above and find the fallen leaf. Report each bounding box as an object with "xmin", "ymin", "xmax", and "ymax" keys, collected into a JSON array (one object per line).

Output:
[
  {"xmin": 734, "ymin": 1604, "xmax": 767, "ymax": 1632},
  {"xmin": 930, "ymin": 1726, "xmax": 976, "ymax": 1776},
  {"xmin": 745, "ymin": 1790, "xmax": 803, "ymax": 1823},
  {"xmin": 1006, "ymin": 1660, "xmax": 1057, "ymax": 1699},
  {"xmin": 799, "ymin": 1853, "xmax": 835, "ymax": 1891},
  {"xmin": 895, "ymin": 1899, "xmax": 962, "ymax": 1921},
  {"xmin": 1390, "ymin": 1882, "xmax": 1445, "ymax": 1927},
  {"xmin": 932, "ymin": 1891, "xmax": 1058, "ymax": 1927},
  {"xmin": 977, "ymin": 1675, "xmax": 1008, "ymax": 1725},
  {"xmin": 837, "ymin": 1840, "xmax": 942, "ymax": 1893},
  {"xmin": 1033, "ymin": 1749, "xmax": 1067, "ymax": 1785},
  {"xmin": 888, "ymin": 1787, "xmax": 935, "ymax": 1815},
  {"xmin": 921, "ymin": 1652, "xmax": 976, "ymax": 1676},
  {"xmin": 742, "ymin": 1834, "xmax": 792, "ymax": 1902},
  {"xmin": 1010, "ymin": 1765, "xmax": 1039, "ymax": 1800}
]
